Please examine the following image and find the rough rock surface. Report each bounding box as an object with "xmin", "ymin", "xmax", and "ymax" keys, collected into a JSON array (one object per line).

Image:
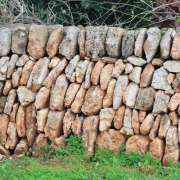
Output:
[
  {"xmin": 51, "ymin": 136, "xmax": 66, "ymax": 150},
  {"xmin": 0, "ymin": 114, "xmax": 9, "ymax": 145},
  {"xmin": 139, "ymin": 111, "xmax": 146, "ymax": 123},
  {"xmin": 111, "ymin": 59, "xmax": 125, "ymax": 78},
  {"xmin": 14, "ymin": 138, "xmax": 28, "ymax": 155},
  {"xmin": 170, "ymin": 32, "xmax": 180, "ymax": 60},
  {"xmin": 132, "ymin": 109, "xmax": 140, "ymax": 135},
  {"xmin": 3, "ymin": 80, "xmax": 12, "ymax": 95},
  {"xmin": 12, "ymin": 67, "xmax": 22, "ymax": 88},
  {"xmin": 167, "ymin": 73, "xmax": 175, "ymax": 84},
  {"xmin": 172, "ymin": 73, "xmax": 180, "ymax": 93},
  {"xmin": 84, "ymin": 62, "xmax": 94, "ymax": 89},
  {"xmin": 129, "ymin": 67, "xmax": 142, "ymax": 84},
  {"xmin": 140, "ymin": 114, "xmax": 154, "ymax": 135},
  {"xmin": 0, "ymin": 57, "xmax": 10, "ymax": 81},
  {"xmin": 127, "ymin": 56, "xmax": 146, "ymax": 66},
  {"xmin": 0, "ymin": 96, "xmax": 7, "ymax": 114},
  {"xmin": 152, "ymin": 58, "xmax": 164, "ymax": 66},
  {"xmin": 169, "ymin": 111, "xmax": 178, "ymax": 125},
  {"xmin": 78, "ymin": 30, "xmax": 86, "ymax": 59},
  {"xmin": 10, "ymin": 103, "xmax": 19, "ymax": 123},
  {"xmin": 16, "ymin": 55, "xmax": 29, "ymax": 66},
  {"xmin": 168, "ymin": 93, "xmax": 180, "ymax": 111},
  {"xmin": 124, "ymin": 63, "xmax": 133, "ymax": 74}
]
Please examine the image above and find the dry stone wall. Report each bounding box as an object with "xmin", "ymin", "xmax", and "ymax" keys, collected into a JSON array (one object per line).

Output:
[{"xmin": 0, "ymin": 24, "xmax": 180, "ymax": 166}]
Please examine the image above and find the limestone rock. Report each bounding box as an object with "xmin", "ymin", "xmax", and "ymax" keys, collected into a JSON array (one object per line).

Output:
[
  {"xmin": 129, "ymin": 67, "xmax": 142, "ymax": 84},
  {"xmin": 100, "ymin": 64, "xmax": 114, "ymax": 90},
  {"xmin": 139, "ymin": 111, "xmax": 146, "ymax": 123},
  {"xmin": 122, "ymin": 30, "xmax": 135, "ymax": 58},
  {"xmin": 35, "ymin": 87, "xmax": 50, "ymax": 110},
  {"xmin": 27, "ymin": 24, "xmax": 48, "ymax": 59},
  {"xmin": 85, "ymin": 26, "xmax": 108, "ymax": 59},
  {"xmin": 126, "ymin": 135, "xmax": 150, "ymax": 155},
  {"xmin": 46, "ymin": 28, "xmax": 63, "ymax": 59},
  {"xmin": 14, "ymin": 138, "xmax": 28, "ymax": 155},
  {"xmin": 113, "ymin": 75, "xmax": 129, "ymax": 110},
  {"xmin": 167, "ymin": 73, "xmax": 175, "ymax": 84},
  {"xmin": 0, "ymin": 28, "xmax": 11, "ymax": 56},
  {"xmin": 44, "ymin": 110, "xmax": 65, "ymax": 140},
  {"xmin": 50, "ymin": 74, "xmax": 69, "ymax": 111},
  {"xmin": 140, "ymin": 114, "xmax": 154, "ymax": 135},
  {"xmin": 48, "ymin": 56, "xmax": 61, "ymax": 69},
  {"xmin": 127, "ymin": 56, "xmax": 147, "ymax": 66},
  {"xmin": 111, "ymin": 59, "xmax": 125, "ymax": 78},
  {"xmin": 17, "ymin": 86, "xmax": 36, "ymax": 106},
  {"xmin": 10, "ymin": 103, "xmax": 19, "ymax": 123},
  {"xmin": 151, "ymin": 67, "xmax": 171, "ymax": 91},
  {"xmin": 36, "ymin": 108, "xmax": 49, "ymax": 132},
  {"xmin": 165, "ymin": 90, "xmax": 175, "ymax": 96},
  {"xmin": 170, "ymin": 32, "xmax": 180, "ymax": 60},
  {"xmin": 164, "ymin": 61, "xmax": 180, "ymax": 73},
  {"xmin": 78, "ymin": 29, "xmax": 86, "ymax": 59},
  {"xmin": 135, "ymin": 87, "xmax": 156, "ymax": 111},
  {"xmin": 0, "ymin": 114, "xmax": 9, "ymax": 145},
  {"xmin": 7, "ymin": 54, "xmax": 19, "ymax": 78},
  {"xmin": 84, "ymin": 62, "xmax": 94, "ymax": 89},
  {"xmin": 12, "ymin": 67, "xmax": 22, "ymax": 88},
  {"xmin": 16, "ymin": 55, "xmax": 29, "ymax": 66},
  {"xmin": 172, "ymin": 73, "xmax": 180, "ymax": 93},
  {"xmin": 0, "ymin": 96, "xmax": 7, "ymax": 113},
  {"xmin": 132, "ymin": 109, "xmax": 140, "ymax": 135},
  {"xmin": 0, "ymin": 57, "xmax": 10, "ymax": 81},
  {"xmin": 143, "ymin": 27, "xmax": 161, "ymax": 62},
  {"xmin": 3, "ymin": 80, "xmax": 12, "ymax": 96},
  {"xmin": 59, "ymin": 26, "xmax": 80, "ymax": 60},
  {"xmin": 81, "ymin": 85, "xmax": 105, "ymax": 115},
  {"xmin": 11, "ymin": 26, "xmax": 28, "ymax": 55},
  {"xmin": 168, "ymin": 93, "xmax": 180, "ymax": 111},
  {"xmin": 27, "ymin": 57, "xmax": 50, "ymax": 92},
  {"xmin": 152, "ymin": 58, "xmax": 164, "ymax": 66},
  {"xmin": 103, "ymin": 78, "xmax": 116, "ymax": 108},
  {"xmin": 125, "ymin": 63, "xmax": 133, "ymax": 74},
  {"xmin": 51, "ymin": 136, "xmax": 66, "ymax": 150},
  {"xmin": 123, "ymin": 82, "xmax": 139, "ymax": 108},
  {"xmin": 0, "ymin": 144, "xmax": 9, "ymax": 155},
  {"xmin": 169, "ymin": 111, "xmax": 178, "ymax": 125},
  {"xmin": 82, "ymin": 115, "xmax": 99, "ymax": 154},
  {"xmin": 105, "ymin": 27, "xmax": 124, "ymax": 58},
  {"xmin": 140, "ymin": 63, "xmax": 155, "ymax": 87},
  {"xmin": 102, "ymin": 57, "xmax": 117, "ymax": 64},
  {"xmin": 43, "ymin": 58, "xmax": 68, "ymax": 88}
]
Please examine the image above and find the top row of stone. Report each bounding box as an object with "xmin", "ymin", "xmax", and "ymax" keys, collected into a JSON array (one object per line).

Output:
[{"xmin": 0, "ymin": 24, "xmax": 180, "ymax": 62}]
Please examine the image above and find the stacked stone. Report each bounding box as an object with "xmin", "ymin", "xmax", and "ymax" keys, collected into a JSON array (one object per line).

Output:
[{"xmin": 0, "ymin": 25, "xmax": 180, "ymax": 166}]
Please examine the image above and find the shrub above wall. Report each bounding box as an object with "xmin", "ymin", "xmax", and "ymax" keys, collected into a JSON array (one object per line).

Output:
[{"xmin": 0, "ymin": 24, "xmax": 180, "ymax": 166}]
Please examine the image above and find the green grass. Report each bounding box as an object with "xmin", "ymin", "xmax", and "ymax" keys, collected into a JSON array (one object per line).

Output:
[{"xmin": 0, "ymin": 135, "xmax": 180, "ymax": 180}]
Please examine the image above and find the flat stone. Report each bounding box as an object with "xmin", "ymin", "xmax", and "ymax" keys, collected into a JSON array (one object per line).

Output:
[
  {"xmin": 105, "ymin": 27, "xmax": 124, "ymax": 58},
  {"xmin": 59, "ymin": 26, "xmax": 80, "ymax": 60},
  {"xmin": 0, "ymin": 96, "xmax": 7, "ymax": 113},
  {"xmin": 125, "ymin": 63, "xmax": 133, "ymax": 74},
  {"xmin": 129, "ymin": 67, "xmax": 142, "ymax": 84},
  {"xmin": 78, "ymin": 29, "xmax": 86, "ymax": 59},
  {"xmin": 51, "ymin": 136, "xmax": 66, "ymax": 150},
  {"xmin": 167, "ymin": 73, "xmax": 175, "ymax": 84},
  {"xmin": 171, "ymin": 32, "xmax": 180, "ymax": 60},
  {"xmin": 140, "ymin": 63, "xmax": 155, "ymax": 87},
  {"xmin": 84, "ymin": 62, "xmax": 95, "ymax": 89},
  {"xmin": 16, "ymin": 55, "xmax": 29, "ymax": 66},
  {"xmin": 165, "ymin": 90, "xmax": 175, "ymax": 95},
  {"xmin": 0, "ymin": 57, "xmax": 10, "ymax": 81},
  {"xmin": 172, "ymin": 73, "xmax": 180, "ymax": 92},
  {"xmin": 113, "ymin": 75, "xmax": 129, "ymax": 110},
  {"xmin": 140, "ymin": 114, "xmax": 154, "ymax": 135},
  {"xmin": 48, "ymin": 56, "xmax": 61, "ymax": 69},
  {"xmin": 111, "ymin": 59, "xmax": 125, "ymax": 78},
  {"xmin": 3, "ymin": 80, "xmax": 12, "ymax": 96},
  {"xmin": 135, "ymin": 87, "xmax": 156, "ymax": 111},
  {"xmin": 168, "ymin": 93, "xmax": 180, "ymax": 111},
  {"xmin": 164, "ymin": 61, "xmax": 180, "ymax": 73},
  {"xmin": 10, "ymin": 103, "xmax": 19, "ymax": 123},
  {"xmin": 127, "ymin": 56, "xmax": 147, "ymax": 66},
  {"xmin": 7, "ymin": 54, "xmax": 19, "ymax": 78},
  {"xmin": 169, "ymin": 111, "xmax": 178, "ymax": 125},
  {"xmin": 27, "ymin": 24, "xmax": 48, "ymax": 59},
  {"xmin": 17, "ymin": 86, "xmax": 36, "ymax": 106},
  {"xmin": 14, "ymin": 138, "xmax": 28, "ymax": 155},
  {"xmin": 139, "ymin": 111, "xmax": 146, "ymax": 123},
  {"xmin": 143, "ymin": 27, "xmax": 161, "ymax": 62},
  {"xmin": 152, "ymin": 58, "xmax": 164, "ymax": 66},
  {"xmin": 102, "ymin": 57, "xmax": 117, "ymax": 64},
  {"xmin": 0, "ymin": 144, "xmax": 9, "ymax": 155},
  {"xmin": 0, "ymin": 114, "xmax": 9, "ymax": 145},
  {"xmin": 132, "ymin": 109, "xmax": 140, "ymax": 135},
  {"xmin": 12, "ymin": 67, "xmax": 22, "ymax": 88}
]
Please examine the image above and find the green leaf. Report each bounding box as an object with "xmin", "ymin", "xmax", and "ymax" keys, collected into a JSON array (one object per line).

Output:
[
  {"xmin": 119, "ymin": 144, "xmax": 126, "ymax": 151},
  {"xmin": 177, "ymin": 18, "xmax": 180, "ymax": 22}
]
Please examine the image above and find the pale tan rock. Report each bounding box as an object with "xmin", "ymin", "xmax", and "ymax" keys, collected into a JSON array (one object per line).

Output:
[
  {"xmin": 3, "ymin": 80, "xmax": 12, "ymax": 96},
  {"xmin": 171, "ymin": 32, "xmax": 180, "ymax": 60},
  {"xmin": 99, "ymin": 108, "xmax": 115, "ymax": 132},
  {"xmin": 27, "ymin": 24, "xmax": 48, "ymax": 59},
  {"xmin": 35, "ymin": 87, "xmax": 50, "ymax": 110},
  {"xmin": 17, "ymin": 86, "xmax": 36, "ymax": 106},
  {"xmin": 144, "ymin": 27, "xmax": 161, "ymax": 62},
  {"xmin": 127, "ymin": 56, "xmax": 147, "ymax": 66},
  {"xmin": 0, "ymin": 96, "xmax": 7, "ymax": 114},
  {"xmin": 0, "ymin": 114, "xmax": 9, "ymax": 145},
  {"xmin": 132, "ymin": 109, "xmax": 140, "ymax": 135},
  {"xmin": 152, "ymin": 58, "xmax": 164, "ymax": 66},
  {"xmin": 140, "ymin": 63, "xmax": 155, "ymax": 87},
  {"xmin": 172, "ymin": 73, "xmax": 180, "ymax": 93},
  {"xmin": 20, "ymin": 60, "xmax": 35, "ymax": 86},
  {"xmin": 113, "ymin": 105, "xmax": 125, "ymax": 130},
  {"xmin": 167, "ymin": 73, "xmax": 175, "ymax": 84},
  {"xmin": 71, "ymin": 82, "xmax": 87, "ymax": 113},
  {"xmin": 63, "ymin": 109, "xmax": 76, "ymax": 138},
  {"xmin": 78, "ymin": 29, "xmax": 86, "ymax": 59},
  {"xmin": 46, "ymin": 28, "xmax": 63, "ymax": 59},
  {"xmin": 27, "ymin": 57, "xmax": 50, "ymax": 92},
  {"xmin": 51, "ymin": 136, "xmax": 66, "ymax": 150},
  {"xmin": 123, "ymin": 82, "xmax": 139, "ymax": 108},
  {"xmin": 153, "ymin": 90, "xmax": 170, "ymax": 115},
  {"xmin": 84, "ymin": 62, "xmax": 95, "ymax": 89},
  {"xmin": 120, "ymin": 107, "xmax": 134, "ymax": 135},
  {"xmin": 7, "ymin": 54, "xmax": 19, "ymax": 78},
  {"xmin": 91, "ymin": 60, "xmax": 105, "ymax": 85},
  {"xmin": 139, "ymin": 111, "xmax": 146, "ymax": 123},
  {"xmin": 10, "ymin": 103, "xmax": 19, "ymax": 123},
  {"xmin": 72, "ymin": 114, "xmax": 85, "ymax": 137},
  {"xmin": 0, "ymin": 144, "xmax": 9, "ymax": 155},
  {"xmin": 16, "ymin": 106, "xmax": 26, "ymax": 137},
  {"xmin": 59, "ymin": 26, "xmax": 80, "ymax": 60},
  {"xmin": 26, "ymin": 103, "xmax": 37, "ymax": 147},
  {"xmin": 4, "ymin": 89, "xmax": 17, "ymax": 115},
  {"xmin": 48, "ymin": 56, "xmax": 61, "ymax": 69},
  {"xmin": 168, "ymin": 93, "xmax": 180, "ymax": 111},
  {"xmin": 16, "ymin": 55, "xmax": 29, "ymax": 66},
  {"xmin": 69, "ymin": 71, "xmax": 76, "ymax": 82},
  {"xmin": 134, "ymin": 28, "xmax": 147, "ymax": 58},
  {"xmin": 129, "ymin": 67, "xmax": 142, "ymax": 84},
  {"xmin": 82, "ymin": 115, "xmax": 99, "ymax": 154},
  {"xmin": 14, "ymin": 138, "xmax": 28, "ymax": 155},
  {"xmin": 149, "ymin": 115, "xmax": 162, "ymax": 141},
  {"xmin": 43, "ymin": 58, "xmax": 68, "ymax": 88},
  {"xmin": 125, "ymin": 63, "xmax": 133, "ymax": 74},
  {"xmin": 165, "ymin": 90, "xmax": 175, "ymax": 95},
  {"xmin": 113, "ymin": 75, "xmax": 129, "ymax": 110},
  {"xmin": 158, "ymin": 114, "xmax": 171, "ymax": 138},
  {"xmin": 169, "ymin": 111, "xmax": 178, "ymax": 125},
  {"xmin": 36, "ymin": 108, "xmax": 49, "ymax": 132},
  {"xmin": 76, "ymin": 60, "xmax": 89, "ymax": 83},
  {"xmin": 126, "ymin": 135, "xmax": 150, "ymax": 155},
  {"xmin": 12, "ymin": 67, "xmax": 22, "ymax": 88},
  {"xmin": 50, "ymin": 74, "xmax": 69, "ymax": 111},
  {"xmin": 102, "ymin": 57, "xmax": 117, "ymax": 64},
  {"xmin": 64, "ymin": 83, "xmax": 80, "ymax": 108},
  {"xmin": 100, "ymin": 64, "xmax": 114, "ymax": 90},
  {"xmin": 111, "ymin": 59, "xmax": 125, "ymax": 78},
  {"xmin": 149, "ymin": 137, "xmax": 165, "ymax": 162},
  {"xmin": 81, "ymin": 85, "xmax": 105, "ymax": 115},
  {"xmin": 164, "ymin": 61, "xmax": 180, "ymax": 73},
  {"xmin": 103, "ymin": 78, "xmax": 116, "ymax": 108},
  {"xmin": 96, "ymin": 129, "xmax": 126, "ymax": 153},
  {"xmin": 0, "ymin": 57, "xmax": 10, "ymax": 81},
  {"xmin": 5, "ymin": 122, "xmax": 18, "ymax": 150},
  {"xmin": 140, "ymin": 114, "xmax": 154, "ymax": 135},
  {"xmin": 44, "ymin": 110, "xmax": 65, "ymax": 140}
]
